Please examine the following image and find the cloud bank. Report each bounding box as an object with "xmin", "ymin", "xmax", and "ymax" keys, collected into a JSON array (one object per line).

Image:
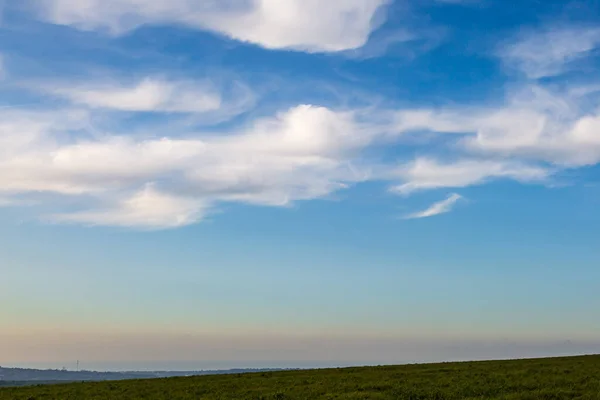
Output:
[
  {"xmin": 0, "ymin": 85, "xmax": 575, "ymax": 228},
  {"xmin": 5, "ymin": 74, "xmax": 600, "ymax": 228}
]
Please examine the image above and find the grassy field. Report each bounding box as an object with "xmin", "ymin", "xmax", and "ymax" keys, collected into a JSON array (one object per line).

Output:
[{"xmin": 1, "ymin": 355, "xmax": 599, "ymax": 399}]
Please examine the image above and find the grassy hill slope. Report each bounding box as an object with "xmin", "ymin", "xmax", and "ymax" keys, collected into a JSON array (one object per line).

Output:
[{"xmin": 1, "ymin": 355, "xmax": 599, "ymax": 399}]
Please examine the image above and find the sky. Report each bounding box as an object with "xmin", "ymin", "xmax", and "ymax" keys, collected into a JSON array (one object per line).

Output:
[{"xmin": 1, "ymin": 0, "xmax": 600, "ymax": 371}]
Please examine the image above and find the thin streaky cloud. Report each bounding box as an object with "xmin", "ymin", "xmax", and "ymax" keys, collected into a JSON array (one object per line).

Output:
[
  {"xmin": 500, "ymin": 27, "xmax": 600, "ymax": 79},
  {"xmin": 404, "ymin": 193, "xmax": 463, "ymax": 219},
  {"xmin": 391, "ymin": 158, "xmax": 549, "ymax": 195},
  {"xmin": 42, "ymin": 78, "xmax": 222, "ymax": 113}
]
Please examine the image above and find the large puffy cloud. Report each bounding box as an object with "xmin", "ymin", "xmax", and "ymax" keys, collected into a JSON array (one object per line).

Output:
[
  {"xmin": 0, "ymin": 105, "xmax": 381, "ymax": 227},
  {"xmin": 29, "ymin": 0, "xmax": 391, "ymax": 52}
]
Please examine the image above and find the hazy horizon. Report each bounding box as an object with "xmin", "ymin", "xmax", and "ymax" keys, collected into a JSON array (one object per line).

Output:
[
  {"xmin": 7, "ymin": 349, "xmax": 600, "ymax": 373},
  {"xmin": 3, "ymin": 332, "xmax": 599, "ymax": 372}
]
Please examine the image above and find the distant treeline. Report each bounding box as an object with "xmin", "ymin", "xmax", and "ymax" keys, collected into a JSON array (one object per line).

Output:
[{"xmin": 0, "ymin": 366, "xmax": 288, "ymax": 384}]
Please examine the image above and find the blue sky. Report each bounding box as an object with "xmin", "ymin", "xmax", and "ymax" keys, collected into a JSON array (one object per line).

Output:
[{"xmin": 1, "ymin": 0, "xmax": 600, "ymax": 370}]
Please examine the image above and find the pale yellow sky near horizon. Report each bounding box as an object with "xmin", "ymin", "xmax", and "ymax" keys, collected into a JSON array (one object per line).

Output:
[{"xmin": 2, "ymin": 330, "xmax": 599, "ymax": 370}]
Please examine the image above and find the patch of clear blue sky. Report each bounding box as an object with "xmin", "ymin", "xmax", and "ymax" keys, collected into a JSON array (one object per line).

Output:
[
  {"xmin": 1, "ymin": 0, "xmax": 600, "ymax": 368},
  {"xmin": 2, "ymin": 176, "xmax": 600, "ymax": 335}
]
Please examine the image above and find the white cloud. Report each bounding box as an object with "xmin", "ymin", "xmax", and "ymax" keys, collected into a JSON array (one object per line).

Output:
[
  {"xmin": 404, "ymin": 193, "xmax": 462, "ymax": 219},
  {"xmin": 462, "ymin": 112, "xmax": 600, "ymax": 167},
  {"xmin": 394, "ymin": 109, "xmax": 479, "ymax": 134},
  {"xmin": 0, "ymin": 104, "xmax": 379, "ymax": 227},
  {"xmin": 391, "ymin": 158, "xmax": 548, "ymax": 195},
  {"xmin": 30, "ymin": 0, "xmax": 391, "ymax": 52},
  {"xmin": 391, "ymin": 85, "xmax": 600, "ymax": 168},
  {"xmin": 52, "ymin": 185, "xmax": 207, "ymax": 229},
  {"xmin": 3, "ymin": 80, "xmax": 600, "ymax": 229},
  {"xmin": 43, "ymin": 78, "xmax": 222, "ymax": 113},
  {"xmin": 28, "ymin": 77, "xmax": 257, "ymax": 122},
  {"xmin": 500, "ymin": 27, "xmax": 600, "ymax": 78}
]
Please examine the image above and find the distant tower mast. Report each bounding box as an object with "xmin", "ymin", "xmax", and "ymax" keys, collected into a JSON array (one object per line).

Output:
[{"xmin": 77, "ymin": 360, "xmax": 79, "ymax": 372}]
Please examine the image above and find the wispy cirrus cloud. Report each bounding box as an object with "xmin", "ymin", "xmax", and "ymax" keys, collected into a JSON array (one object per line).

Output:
[
  {"xmin": 404, "ymin": 193, "xmax": 463, "ymax": 219},
  {"xmin": 51, "ymin": 184, "xmax": 208, "ymax": 229},
  {"xmin": 500, "ymin": 27, "xmax": 600, "ymax": 78},
  {"xmin": 41, "ymin": 78, "xmax": 222, "ymax": 113},
  {"xmin": 26, "ymin": 76, "xmax": 257, "ymax": 124},
  {"xmin": 391, "ymin": 158, "xmax": 549, "ymax": 195}
]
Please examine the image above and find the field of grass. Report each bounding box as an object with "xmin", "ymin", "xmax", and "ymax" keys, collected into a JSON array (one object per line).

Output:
[{"xmin": 1, "ymin": 355, "xmax": 599, "ymax": 399}]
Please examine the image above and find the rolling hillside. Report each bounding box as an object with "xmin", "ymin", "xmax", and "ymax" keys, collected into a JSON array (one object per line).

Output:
[{"xmin": 1, "ymin": 355, "xmax": 599, "ymax": 399}]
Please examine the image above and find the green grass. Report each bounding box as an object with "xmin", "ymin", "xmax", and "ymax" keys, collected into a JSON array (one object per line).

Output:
[{"xmin": 2, "ymin": 355, "xmax": 599, "ymax": 399}]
